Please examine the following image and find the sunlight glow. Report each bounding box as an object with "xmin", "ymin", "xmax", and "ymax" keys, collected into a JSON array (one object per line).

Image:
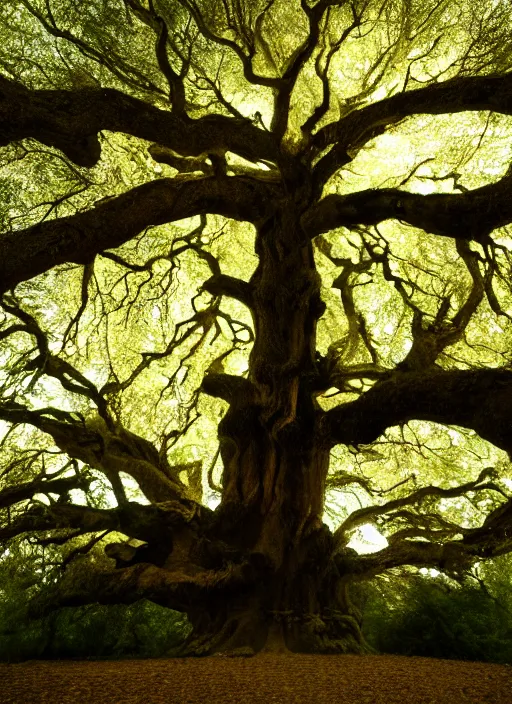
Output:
[
  {"xmin": 207, "ymin": 496, "xmax": 221, "ymax": 510},
  {"xmin": 347, "ymin": 524, "xmax": 389, "ymax": 554},
  {"xmin": 0, "ymin": 420, "xmax": 8, "ymax": 440}
]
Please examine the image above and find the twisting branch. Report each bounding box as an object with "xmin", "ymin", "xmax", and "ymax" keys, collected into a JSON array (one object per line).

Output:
[
  {"xmin": 332, "ymin": 466, "xmax": 506, "ymax": 548},
  {"xmin": 30, "ymin": 554, "xmax": 261, "ymax": 617},
  {"xmin": 123, "ymin": 0, "xmax": 190, "ymax": 113},
  {"xmin": 202, "ymin": 274, "xmax": 254, "ymax": 308},
  {"xmin": 312, "ymin": 71, "xmax": 512, "ymax": 186},
  {"xmin": 149, "ymin": 144, "xmax": 215, "ymax": 176},
  {"xmin": 0, "ymin": 75, "xmax": 277, "ymax": 167},
  {"xmin": 176, "ymin": 0, "xmax": 281, "ymax": 89},
  {"xmin": 302, "ymin": 167, "xmax": 512, "ymax": 242},
  {"xmin": 316, "ymin": 234, "xmax": 376, "ymax": 373},
  {"xmin": 201, "ymin": 373, "xmax": 256, "ymax": 404},
  {"xmin": 270, "ymin": 0, "xmax": 342, "ymax": 138},
  {"xmin": 149, "ymin": 144, "xmax": 281, "ymax": 181},
  {"xmin": 1, "ymin": 294, "xmax": 110, "ymax": 419},
  {"xmin": 336, "ymin": 539, "xmax": 471, "ymax": 582},
  {"xmin": 0, "ymin": 176, "xmax": 279, "ymax": 296},
  {"xmin": 21, "ymin": 0, "xmax": 164, "ymax": 97},
  {"xmin": 0, "ymin": 472, "xmax": 92, "ymax": 509},
  {"xmin": 60, "ymin": 261, "xmax": 95, "ymax": 352},
  {"xmin": 323, "ymin": 367, "xmax": 512, "ymax": 454},
  {"xmin": 149, "ymin": 0, "xmax": 185, "ymax": 115},
  {"xmin": 338, "ymin": 495, "xmax": 512, "ymax": 581},
  {"xmin": 0, "ymin": 502, "xmax": 120, "ymax": 543},
  {"xmin": 351, "ymin": 232, "xmax": 487, "ymax": 372},
  {"xmin": 100, "ymin": 299, "xmax": 223, "ymax": 397},
  {"xmin": 396, "ymin": 238, "xmax": 486, "ymax": 370},
  {"xmin": 0, "ymin": 401, "xmax": 190, "ymax": 505},
  {"xmin": 301, "ymin": 1, "xmax": 361, "ymax": 137}
]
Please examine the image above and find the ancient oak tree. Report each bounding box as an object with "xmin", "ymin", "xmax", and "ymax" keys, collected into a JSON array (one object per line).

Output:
[{"xmin": 1, "ymin": 0, "xmax": 512, "ymax": 655}]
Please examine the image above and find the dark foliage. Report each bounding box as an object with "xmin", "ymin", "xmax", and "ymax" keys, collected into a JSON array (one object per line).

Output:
[{"xmin": 362, "ymin": 566, "xmax": 512, "ymax": 664}]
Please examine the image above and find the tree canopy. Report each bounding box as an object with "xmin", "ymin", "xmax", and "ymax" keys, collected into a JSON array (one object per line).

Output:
[{"xmin": 1, "ymin": 0, "xmax": 512, "ymax": 655}]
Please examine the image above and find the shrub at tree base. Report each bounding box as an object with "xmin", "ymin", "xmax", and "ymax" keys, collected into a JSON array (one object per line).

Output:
[
  {"xmin": 362, "ymin": 578, "xmax": 512, "ymax": 665},
  {"xmin": 0, "ymin": 600, "xmax": 191, "ymax": 662}
]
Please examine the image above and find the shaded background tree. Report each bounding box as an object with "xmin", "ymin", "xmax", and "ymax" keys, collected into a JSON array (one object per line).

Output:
[{"xmin": 1, "ymin": 0, "xmax": 512, "ymax": 656}]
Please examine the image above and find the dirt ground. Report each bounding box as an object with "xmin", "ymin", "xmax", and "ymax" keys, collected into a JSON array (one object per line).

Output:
[{"xmin": 2, "ymin": 653, "xmax": 511, "ymax": 703}]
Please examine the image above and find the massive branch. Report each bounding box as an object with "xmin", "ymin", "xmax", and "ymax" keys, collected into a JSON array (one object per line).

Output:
[
  {"xmin": 0, "ymin": 402, "xmax": 186, "ymax": 503},
  {"xmin": 303, "ymin": 168, "xmax": 512, "ymax": 241},
  {"xmin": 1, "ymin": 498, "xmax": 254, "ymax": 616},
  {"xmin": 323, "ymin": 368, "xmax": 512, "ymax": 456},
  {"xmin": 333, "ymin": 467, "xmax": 505, "ymax": 547},
  {"xmin": 201, "ymin": 274, "xmax": 254, "ymax": 307},
  {"xmin": 0, "ymin": 503, "xmax": 119, "ymax": 543},
  {"xmin": 313, "ymin": 71, "xmax": 512, "ymax": 185},
  {"xmin": 337, "ymin": 537, "xmax": 492, "ymax": 582},
  {"xmin": 0, "ymin": 177, "xmax": 279, "ymax": 295},
  {"xmin": 340, "ymin": 495, "xmax": 512, "ymax": 580},
  {"xmin": 201, "ymin": 374, "xmax": 256, "ymax": 404},
  {"xmin": 31, "ymin": 556, "xmax": 260, "ymax": 617},
  {"xmin": 0, "ymin": 473, "xmax": 92, "ymax": 510},
  {"xmin": 0, "ymin": 76, "xmax": 277, "ymax": 167}
]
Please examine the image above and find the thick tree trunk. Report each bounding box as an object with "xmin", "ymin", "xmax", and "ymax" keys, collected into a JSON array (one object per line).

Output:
[
  {"xmin": 215, "ymin": 202, "xmax": 328, "ymax": 553},
  {"xmin": 173, "ymin": 198, "xmax": 368, "ymax": 655},
  {"xmin": 20, "ymin": 192, "xmax": 371, "ymax": 656},
  {"xmin": 173, "ymin": 527, "xmax": 367, "ymax": 656}
]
